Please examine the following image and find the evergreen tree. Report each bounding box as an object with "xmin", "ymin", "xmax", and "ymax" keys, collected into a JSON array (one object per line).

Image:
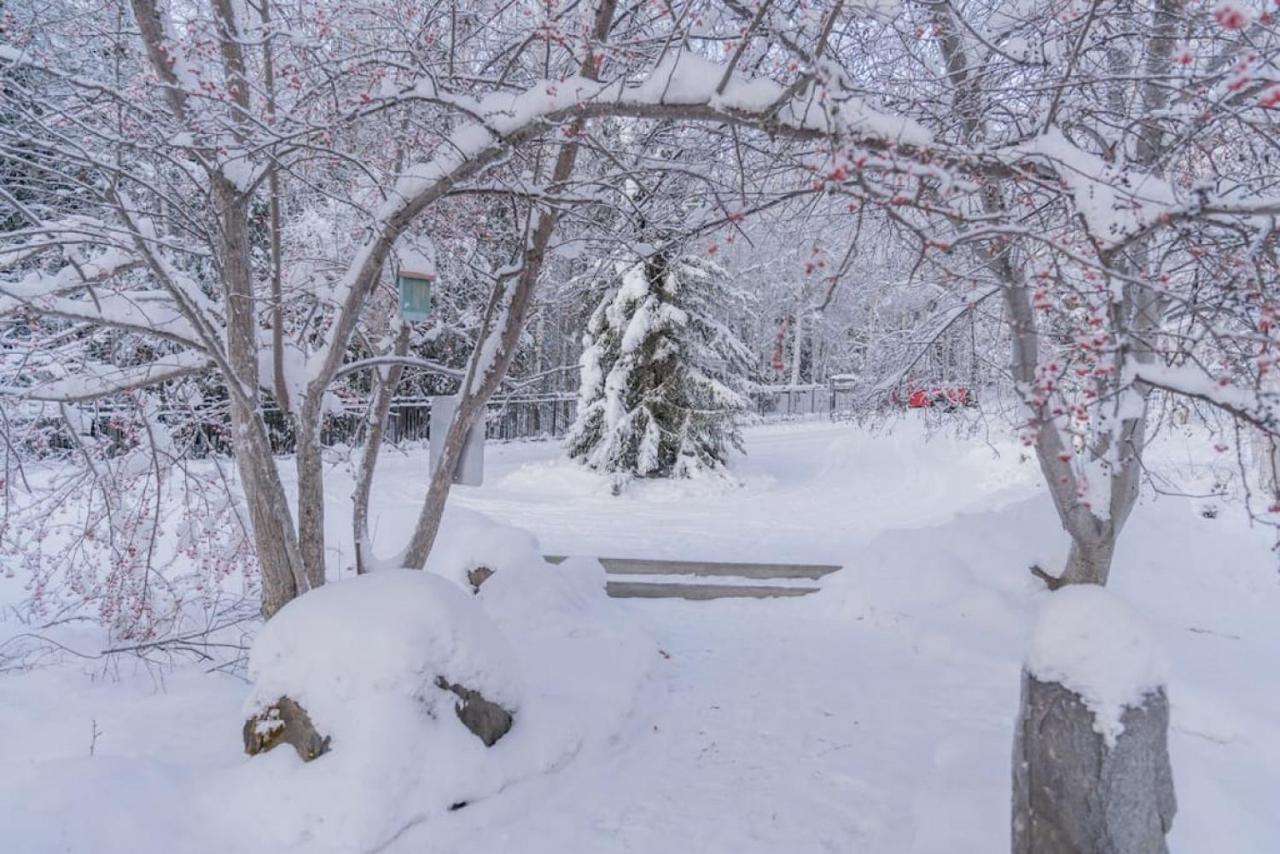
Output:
[{"xmin": 564, "ymin": 250, "xmax": 754, "ymax": 487}]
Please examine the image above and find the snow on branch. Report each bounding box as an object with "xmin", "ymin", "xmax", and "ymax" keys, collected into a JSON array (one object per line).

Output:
[
  {"xmin": 1126, "ymin": 362, "xmax": 1280, "ymax": 432},
  {"xmin": 310, "ymin": 50, "xmax": 931, "ymax": 392},
  {"xmin": 334, "ymin": 355, "xmax": 466, "ymax": 381},
  {"xmin": 0, "ymin": 248, "xmax": 140, "ymax": 304},
  {"xmin": 1009, "ymin": 128, "xmax": 1177, "ymax": 249},
  {"xmin": 1, "ymin": 288, "xmax": 205, "ymax": 349},
  {"xmin": 0, "ymin": 351, "xmax": 212, "ymax": 402}
]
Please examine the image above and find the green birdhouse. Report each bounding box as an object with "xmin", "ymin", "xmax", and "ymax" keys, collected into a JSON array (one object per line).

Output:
[{"xmin": 398, "ymin": 270, "xmax": 433, "ymax": 321}]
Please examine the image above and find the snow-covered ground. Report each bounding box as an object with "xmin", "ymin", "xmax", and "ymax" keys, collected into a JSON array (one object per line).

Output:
[{"xmin": 2, "ymin": 419, "xmax": 1278, "ymax": 852}]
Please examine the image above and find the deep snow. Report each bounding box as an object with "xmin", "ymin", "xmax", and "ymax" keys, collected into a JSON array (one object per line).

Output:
[{"xmin": 2, "ymin": 419, "xmax": 1278, "ymax": 853}]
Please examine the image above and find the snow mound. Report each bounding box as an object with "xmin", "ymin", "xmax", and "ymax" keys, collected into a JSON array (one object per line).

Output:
[
  {"xmin": 479, "ymin": 553, "xmax": 607, "ymax": 625},
  {"xmin": 231, "ymin": 571, "xmax": 525, "ymax": 851},
  {"xmin": 221, "ymin": 547, "xmax": 652, "ymax": 852},
  {"xmin": 822, "ymin": 497, "xmax": 1056, "ymax": 624},
  {"xmin": 476, "ymin": 555, "xmax": 655, "ymax": 765},
  {"xmin": 1026, "ymin": 585, "xmax": 1169, "ymax": 746},
  {"xmin": 247, "ymin": 569, "xmax": 523, "ymax": 721},
  {"xmin": 425, "ymin": 505, "xmax": 544, "ymax": 589}
]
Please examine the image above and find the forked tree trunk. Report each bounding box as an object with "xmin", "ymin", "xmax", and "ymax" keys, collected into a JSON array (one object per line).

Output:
[
  {"xmin": 397, "ymin": 0, "xmax": 619, "ymax": 570},
  {"xmin": 130, "ymin": 0, "xmax": 310, "ymax": 618},
  {"xmin": 1059, "ymin": 531, "xmax": 1118, "ymax": 587}
]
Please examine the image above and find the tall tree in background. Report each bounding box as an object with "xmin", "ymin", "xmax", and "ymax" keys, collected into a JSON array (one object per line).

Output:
[{"xmin": 565, "ymin": 251, "xmax": 754, "ymax": 488}]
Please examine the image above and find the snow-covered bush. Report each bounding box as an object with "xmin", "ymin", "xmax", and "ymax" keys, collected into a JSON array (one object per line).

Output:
[
  {"xmin": 237, "ymin": 570, "xmax": 523, "ymax": 847},
  {"xmin": 0, "ymin": 392, "xmax": 258, "ymax": 646},
  {"xmin": 564, "ymin": 252, "xmax": 754, "ymax": 486},
  {"xmin": 225, "ymin": 540, "xmax": 654, "ymax": 851}
]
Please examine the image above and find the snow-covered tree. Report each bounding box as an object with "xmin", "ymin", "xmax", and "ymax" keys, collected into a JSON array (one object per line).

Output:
[
  {"xmin": 565, "ymin": 252, "xmax": 753, "ymax": 485},
  {"xmin": 3, "ymin": 0, "xmax": 903, "ymax": 621}
]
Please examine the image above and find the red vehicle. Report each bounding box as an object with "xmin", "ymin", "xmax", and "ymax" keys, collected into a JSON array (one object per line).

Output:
[{"xmin": 899, "ymin": 386, "xmax": 974, "ymax": 409}]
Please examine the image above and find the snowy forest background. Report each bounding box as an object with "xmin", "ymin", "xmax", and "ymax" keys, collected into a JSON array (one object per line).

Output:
[{"xmin": 2, "ymin": 0, "xmax": 1280, "ymax": 850}]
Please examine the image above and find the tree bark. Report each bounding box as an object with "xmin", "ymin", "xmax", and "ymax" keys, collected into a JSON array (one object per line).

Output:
[
  {"xmin": 353, "ymin": 325, "xmax": 411, "ymax": 574},
  {"xmin": 294, "ymin": 416, "xmax": 327, "ymax": 590},
  {"xmin": 1255, "ymin": 430, "xmax": 1280, "ymax": 497},
  {"xmin": 231, "ymin": 406, "xmax": 304, "ymax": 618},
  {"xmin": 1013, "ymin": 672, "xmax": 1176, "ymax": 853},
  {"xmin": 397, "ymin": 0, "xmax": 618, "ymax": 570},
  {"xmin": 259, "ymin": 0, "xmax": 290, "ymax": 417},
  {"xmin": 1059, "ymin": 531, "xmax": 1117, "ymax": 586},
  {"xmin": 217, "ymin": 182, "xmax": 312, "ymax": 614}
]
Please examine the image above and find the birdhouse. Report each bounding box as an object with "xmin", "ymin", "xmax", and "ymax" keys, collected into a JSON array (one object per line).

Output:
[{"xmin": 398, "ymin": 269, "xmax": 433, "ymax": 321}]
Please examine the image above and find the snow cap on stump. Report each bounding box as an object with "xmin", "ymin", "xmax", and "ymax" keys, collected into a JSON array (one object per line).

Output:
[{"xmin": 1026, "ymin": 584, "xmax": 1168, "ymax": 746}]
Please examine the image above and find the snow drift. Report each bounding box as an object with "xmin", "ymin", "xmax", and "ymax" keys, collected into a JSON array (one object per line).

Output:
[{"xmin": 216, "ymin": 514, "xmax": 655, "ymax": 853}]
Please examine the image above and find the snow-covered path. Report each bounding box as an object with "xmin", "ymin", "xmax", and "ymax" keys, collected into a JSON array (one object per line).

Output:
[
  {"xmin": 356, "ymin": 420, "xmax": 1039, "ymax": 569},
  {"xmin": 368, "ymin": 420, "xmax": 1280, "ymax": 853},
  {"xmin": 395, "ymin": 595, "xmax": 1019, "ymax": 853}
]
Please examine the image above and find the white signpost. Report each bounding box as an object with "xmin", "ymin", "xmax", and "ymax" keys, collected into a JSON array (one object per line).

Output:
[{"xmin": 429, "ymin": 395, "xmax": 484, "ymax": 486}]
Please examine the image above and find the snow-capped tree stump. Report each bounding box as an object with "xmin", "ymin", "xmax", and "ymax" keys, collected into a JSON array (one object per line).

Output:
[
  {"xmin": 1012, "ymin": 673, "xmax": 1176, "ymax": 853},
  {"xmin": 1013, "ymin": 586, "xmax": 1175, "ymax": 854},
  {"xmin": 243, "ymin": 696, "xmax": 330, "ymax": 761}
]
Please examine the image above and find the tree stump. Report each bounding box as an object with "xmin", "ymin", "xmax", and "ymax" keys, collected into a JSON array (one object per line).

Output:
[
  {"xmin": 243, "ymin": 696, "xmax": 330, "ymax": 761},
  {"xmin": 1012, "ymin": 671, "xmax": 1176, "ymax": 853}
]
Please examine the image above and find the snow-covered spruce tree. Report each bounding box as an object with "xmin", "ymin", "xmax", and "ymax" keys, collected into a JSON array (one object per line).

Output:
[{"xmin": 565, "ymin": 251, "xmax": 754, "ymax": 487}]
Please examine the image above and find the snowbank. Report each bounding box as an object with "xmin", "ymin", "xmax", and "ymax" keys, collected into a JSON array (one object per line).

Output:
[
  {"xmin": 1027, "ymin": 585, "xmax": 1169, "ymax": 747},
  {"xmin": 4, "ymin": 423, "xmax": 1280, "ymax": 852},
  {"xmin": 245, "ymin": 569, "xmax": 524, "ymax": 732},
  {"xmin": 819, "ymin": 495, "xmax": 1058, "ymax": 664},
  {"xmin": 220, "ymin": 513, "xmax": 654, "ymax": 853},
  {"xmin": 231, "ymin": 571, "xmax": 524, "ymax": 849}
]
